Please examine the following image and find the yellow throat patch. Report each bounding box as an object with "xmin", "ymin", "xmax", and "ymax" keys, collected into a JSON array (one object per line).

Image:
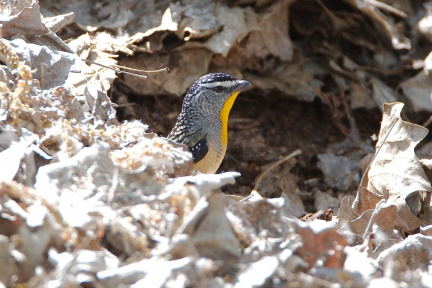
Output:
[{"xmin": 220, "ymin": 92, "xmax": 240, "ymax": 146}]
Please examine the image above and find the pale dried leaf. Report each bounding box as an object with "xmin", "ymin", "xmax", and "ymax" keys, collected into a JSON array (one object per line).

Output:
[
  {"xmin": 1, "ymin": 38, "xmax": 82, "ymax": 89},
  {"xmin": 177, "ymin": 193, "xmax": 241, "ymax": 260},
  {"xmin": 0, "ymin": 3, "xmax": 47, "ymax": 38},
  {"xmin": 353, "ymin": 102, "xmax": 431, "ymax": 232},
  {"xmin": 244, "ymin": 0, "xmax": 293, "ymax": 61},
  {"xmin": 201, "ymin": 4, "xmax": 256, "ymax": 57}
]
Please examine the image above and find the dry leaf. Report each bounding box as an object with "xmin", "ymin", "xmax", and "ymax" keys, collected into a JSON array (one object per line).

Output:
[
  {"xmin": 243, "ymin": 0, "xmax": 293, "ymax": 61},
  {"xmin": 294, "ymin": 220, "xmax": 347, "ymax": 269},
  {"xmin": 176, "ymin": 193, "xmax": 242, "ymax": 260},
  {"xmin": 352, "ymin": 102, "xmax": 431, "ymax": 232},
  {"xmin": 317, "ymin": 152, "xmax": 361, "ymax": 191}
]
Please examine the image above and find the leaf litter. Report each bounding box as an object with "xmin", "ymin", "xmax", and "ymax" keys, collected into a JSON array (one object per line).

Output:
[{"xmin": 1, "ymin": 0, "xmax": 432, "ymax": 287}]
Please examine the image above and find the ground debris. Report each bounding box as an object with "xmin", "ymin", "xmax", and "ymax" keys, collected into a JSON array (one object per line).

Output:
[{"xmin": 1, "ymin": 0, "xmax": 432, "ymax": 287}]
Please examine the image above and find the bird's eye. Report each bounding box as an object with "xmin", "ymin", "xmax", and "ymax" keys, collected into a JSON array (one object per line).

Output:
[{"xmin": 213, "ymin": 86, "xmax": 223, "ymax": 93}]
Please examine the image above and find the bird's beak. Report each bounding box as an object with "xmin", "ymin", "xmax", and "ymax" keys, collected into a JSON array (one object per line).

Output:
[{"xmin": 234, "ymin": 80, "xmax": 253, "ymax": 92}]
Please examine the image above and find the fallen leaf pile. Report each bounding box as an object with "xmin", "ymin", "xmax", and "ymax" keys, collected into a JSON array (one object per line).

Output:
[{"xmin": 1, "ymin": 0, "xmax": 432, "ymax": 287}]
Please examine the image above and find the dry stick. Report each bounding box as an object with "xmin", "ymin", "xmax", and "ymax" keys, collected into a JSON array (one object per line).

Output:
[
  {"xmin": 114, "ymin": 102, "xmax": 136, "ymax": 108},
  {"xmin": 81, "ymin": 58, "xmax": 168, "ymax": 79},
  {"xmin": 305, "ymin": 209, "xmax": 325, "ymax": 223},
  {"xmin": 422, "ymin": 115, "xmax": 432, "ymax": 128},
  {"xmin": 81, "ymin": 58, "xmax": 147, "ymax": 79},
  {"xmin": 226, "ymin": 194, "xmax": 246, "ymax": 200},
  {"xmin": 109, "ymin": 63, "xmax": 169, "ymax": 73},
  {"xmin": 240, "ymin": 190, "xmax": 262, "ymax": 202},
  {"xmin": 366, "ymin": 0, "xmax": 407, "ymax": 18},
  {"xmin": 314, "ymin": 0, "xmax": 345, "ymax": 30},
  {"xmin": 251, "ymin": 149, "xmax": 302, "ymax": 194}
]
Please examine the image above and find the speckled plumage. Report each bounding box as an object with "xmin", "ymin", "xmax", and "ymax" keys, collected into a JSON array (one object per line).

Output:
[{"xmin": 168, "ymin": 73, "xmax": 252, "ymax": 173}]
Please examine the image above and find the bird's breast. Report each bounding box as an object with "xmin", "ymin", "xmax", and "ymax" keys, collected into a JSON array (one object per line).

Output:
[{"xmin": 193, "ymin": 142, "xmax": 226, "ymax": 174}]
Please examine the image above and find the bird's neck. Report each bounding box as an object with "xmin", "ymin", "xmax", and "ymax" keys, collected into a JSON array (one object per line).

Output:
[{"xmin": 220, "ymin": 92, "xmax": 240, "ymax": 146}]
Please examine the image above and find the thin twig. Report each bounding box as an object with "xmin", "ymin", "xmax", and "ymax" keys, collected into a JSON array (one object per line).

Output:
[
  {"xmin": 114, "ymin": 102, "xmax": 136, "ymax": 108},
  {"xmin": 305, "ymin": 209, "xmax": 324, "ymax": 223},
  {"xmin": 81, "ymin": 58, "xmax": 168, "ymax": 78},
  {"xmin": 422, "ymin": 115, "xmax": 432, "ymax": 128},
  {"xmin": 110, "ymin": 63, "xmax": 169, "ymax": 73},
  {"xmin": 226, "ymin": 194, "xmax": 246, "ymax": 200},
  {"xmin": 366, "ymin": 0, "xmax": 407, "ymax": 18},
  {"xmin": 82, "ymin": 58, "xmax": 148, "ymax": 79},
  {"xmin": 240, "ymin": 190, "xmax": 263, "ymax": 202},
  {"xmin": 252, "ymin": 149, "xmax": 302, "ymax": 193}
]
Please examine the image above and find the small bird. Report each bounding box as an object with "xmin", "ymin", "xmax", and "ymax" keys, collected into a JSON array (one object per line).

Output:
[{"xmin": 168, "ymin": 73, "xmax": 252, "ymax": 174}]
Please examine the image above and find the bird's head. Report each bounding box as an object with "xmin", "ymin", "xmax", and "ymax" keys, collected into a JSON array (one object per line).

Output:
[{"xmin": 183, "ymin": 73, "xmax": 253, "ymax": 117}]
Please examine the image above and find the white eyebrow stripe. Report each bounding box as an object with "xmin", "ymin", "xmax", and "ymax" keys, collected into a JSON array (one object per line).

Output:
[{"xmin": 202, "ymin": 81, "xmax": 236, "ymax": 89}]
